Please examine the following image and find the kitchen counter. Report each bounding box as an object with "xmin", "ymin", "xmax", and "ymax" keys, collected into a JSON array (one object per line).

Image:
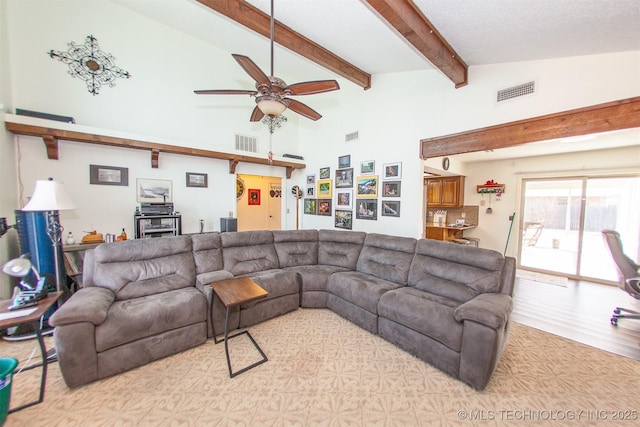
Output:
[{"xmin": 425, "ymin": 222, "xmax": 477, "ymax": 241}]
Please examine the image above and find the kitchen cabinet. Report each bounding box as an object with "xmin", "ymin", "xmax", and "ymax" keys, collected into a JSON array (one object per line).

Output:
[{"xmin": 425, "ymin": 176, "xmax": 465, "ymax": 207}]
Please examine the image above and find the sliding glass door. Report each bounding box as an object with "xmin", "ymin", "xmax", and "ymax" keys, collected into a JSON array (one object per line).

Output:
[{"xmin": 519, "ymin": 176, "xmax": 640, "ymax": 282}]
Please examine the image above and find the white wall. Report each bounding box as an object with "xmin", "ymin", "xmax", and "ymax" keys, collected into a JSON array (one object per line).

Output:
[
  {"xmin": 0, "ymin": 0, "xmax": 17, "ymax": 221},
  {"xmin": 2, "ymin": 0, "xmax": 639, "ymax": 253}
]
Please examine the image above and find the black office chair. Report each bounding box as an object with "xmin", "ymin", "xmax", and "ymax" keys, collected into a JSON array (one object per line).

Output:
[{"xmin": 601, "ymin": 229, "xmax": 640, "ymax": 325}]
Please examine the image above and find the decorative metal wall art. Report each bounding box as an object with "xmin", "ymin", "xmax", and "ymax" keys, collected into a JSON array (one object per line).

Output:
[{"xmin": 48, "ymin": 35, "xmax": 131, "ymax": 95}]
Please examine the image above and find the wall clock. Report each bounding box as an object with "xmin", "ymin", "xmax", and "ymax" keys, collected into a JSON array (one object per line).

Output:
[
  {"xmin": 236, "ymin": 177, "xmax": 246, "ymax": 200},
  {"xmin": 442, "ymin": 157, "xmax": 450, "ymax": 170}
]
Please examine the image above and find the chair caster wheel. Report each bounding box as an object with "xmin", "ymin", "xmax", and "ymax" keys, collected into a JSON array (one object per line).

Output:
[
  {"xmin": 611, "ymin": 317, "xmax": 618, "ymax": 326},
  {"xmin": 614, "ymin": 308, "xmax": 622, "ymax": 315}
]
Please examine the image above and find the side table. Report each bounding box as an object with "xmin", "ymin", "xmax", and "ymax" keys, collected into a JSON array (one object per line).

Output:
[
  {"xmin": 210, "ymin": 277, "xmax": 268, "ymax": 378},
  {"xmin": 0, "ymin": 291, "xmax": 62, "ymax": 413}
]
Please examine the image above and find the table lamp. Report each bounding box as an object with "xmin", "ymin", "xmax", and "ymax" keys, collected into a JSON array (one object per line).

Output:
[
  {"xmin": 2, "ymin": 255, "xmax": 44, "ymax": 292},
  {"xmin": 22, "ymin": 178, "xmax": 77, "ymax": 293}
]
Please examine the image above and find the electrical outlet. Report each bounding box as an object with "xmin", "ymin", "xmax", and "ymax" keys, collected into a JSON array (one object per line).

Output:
[
  {"xmin": 461, "ymin": 212, "xmax": 466, "ymax": 218},
  {"xmin": 428, "ymin": 211, "xmax": 433, "ymax": 217}
]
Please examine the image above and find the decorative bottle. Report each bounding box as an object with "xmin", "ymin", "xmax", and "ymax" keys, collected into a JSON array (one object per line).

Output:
[{"xmin": 120, "ymin": 228, "xmax": 127, "ymax": 241}]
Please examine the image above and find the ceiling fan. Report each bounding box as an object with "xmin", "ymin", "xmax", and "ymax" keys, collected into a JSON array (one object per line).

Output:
[{"xmin": 194, "ymin": 0, "xmax": 340, "ymax": 122}]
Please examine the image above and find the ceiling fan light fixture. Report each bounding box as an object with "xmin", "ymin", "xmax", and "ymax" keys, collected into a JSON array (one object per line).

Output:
[{"xmin": 257, "ymin": 97, "xmax": 287, "ymax": 116}]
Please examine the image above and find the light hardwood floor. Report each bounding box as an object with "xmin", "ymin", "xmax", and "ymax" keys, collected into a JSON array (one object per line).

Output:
[{"xmin": 512, "ymin": 276, "xmax": 640, "ymax": 361}]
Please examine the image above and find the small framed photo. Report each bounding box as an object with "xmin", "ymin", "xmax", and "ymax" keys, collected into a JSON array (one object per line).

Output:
[
  {"xmin": 137, "ymin": 179, "xmax": 172, "ymax": 203},
  {"xmin": 248, "ymin": 189, "xmax": 261, "ymax": 205},
  {"xmin": 336, "ymin": 190, "xmax": 353, "ymax": 209},
  {"xmin": 360, "ymin": 160, "xmax": 375, "ymax": 174},
  {"xmin": 334, "ymin": 210, "xmax": 353, "ymax": 230},
  {"xmin": 186, "ymin": 172, "xmax": 208, "ymax": 188},
  {"xmin": 90, "ymin": 165, "xmax": 128, "ymax": 186},
  {"xmin": 317, "ymin": 199, "xmax": 332, "ymax": 216},
  {"xmin": 317, "ymin": 179, "xmax": 332, "ymax": 198},
  {"xmin": 383, "ymin": 162, "xmax": 402, "ymax": 179},
  {"xmin": 319, "ymin": 167, "xmax": 331, "ymax": 179},
  {"xmin": 355, "ymin": 199, "xmax": 378, "ymax": 220},
  {"xmin": 304, "ymin": 199, "xmax": 317, "ymax": 215},
  {"xmin": 306, "ymin": 174, "xmax": 316, "ymax": 185},
  {"xmin": 381, "ymin": 200, "xmax": 401, "ymax": 217},
  {"xmin": 306, "ymin": 186, "xmax": 315, "ymax": 197},
  {"xmin": 335, "ymin": 168, "xmax": 353, "ymax": 188},
  {"xmin": 356, "ymin": 175, "xmax": 378, "ymax": 198},
  {"xmin": 382, "ymin": 181, "xmax": 401, "ymax": 197},
  {"xmin": 338, "ymin": 155, "xmax": 351, "ymax": 169}
]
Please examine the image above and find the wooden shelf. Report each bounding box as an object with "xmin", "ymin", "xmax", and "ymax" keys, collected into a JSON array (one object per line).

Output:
[
  {"xmin": 476, "ymin": 184, "xmax": 505, "ymax": 194},
  {"xmin": 3, "ymin": 114, "xmax": 305, "ymax": 178}
]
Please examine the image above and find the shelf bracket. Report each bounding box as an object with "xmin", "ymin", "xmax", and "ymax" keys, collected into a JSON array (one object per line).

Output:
[
  {"xmin": 42, "ymin": 135, "xmax": 59, "ymax": 160},
  {"xmin": 151, "ymin": 149, "xmax": 160, "ymax": 168},
  {"xmin": 286, "ymin": 167, "xmax": 294, "ymax": 179},
  {"xmin": 229, "ymin": 159, "xmax": 239, "ymax": 174}
]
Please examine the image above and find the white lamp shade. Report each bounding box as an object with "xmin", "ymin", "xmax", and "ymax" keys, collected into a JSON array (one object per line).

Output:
[
  {"xmin": 257, "ymin": 99, "xmax": 287, "ymax": 116},
  {"xmin": 23, "ymin": 179, "xmax": 77, "ymax": 211},
  {"xmin": 2, "ymin": 257, "xmax": 33, "ymax": 277}
]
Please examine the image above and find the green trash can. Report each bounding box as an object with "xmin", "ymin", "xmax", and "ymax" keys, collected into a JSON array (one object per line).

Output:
[{"xmin": 0, "ymin": 358, "xmax": 18, "ymax": 426}]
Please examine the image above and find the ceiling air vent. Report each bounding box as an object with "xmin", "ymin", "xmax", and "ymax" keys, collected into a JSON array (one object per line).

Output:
[
  {"xmin": 235, "ymin": 134, "xmax": 257, "ymax": 153},
  {"xmin": 497, "ymin": 81, "xmax": 535, "ymax": 102},
  {"xmin": 345, "ymin": 131, "xmax": 359, "ymax": 142}
]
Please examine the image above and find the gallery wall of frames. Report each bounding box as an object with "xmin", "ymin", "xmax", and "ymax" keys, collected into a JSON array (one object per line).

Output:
[{"xmin": 304, "ymin": 155, "xmax": 402, "ymax": 230}]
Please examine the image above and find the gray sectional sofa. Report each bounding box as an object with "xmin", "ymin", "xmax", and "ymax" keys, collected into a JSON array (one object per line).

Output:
[{"xmin": 50, "ymin": 229, "xmax": 515, "ymax": 390}]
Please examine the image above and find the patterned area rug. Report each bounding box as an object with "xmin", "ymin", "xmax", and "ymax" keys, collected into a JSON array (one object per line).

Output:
[{"xmin": 2, "ymin": 308, "xmax": 639, "ymax": 426}]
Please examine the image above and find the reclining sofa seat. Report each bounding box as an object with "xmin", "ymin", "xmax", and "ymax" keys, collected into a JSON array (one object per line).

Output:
[
  {"xmin": 326, "ymin": 233, "xmax": 417, "ymax": 334},
  {"xmin": 49, "ymin": 236, "xmax": 207, "ymax": 388},
  {"xmin": 377, "ymin": 238, "xmax": 515, "ymax": 390}
]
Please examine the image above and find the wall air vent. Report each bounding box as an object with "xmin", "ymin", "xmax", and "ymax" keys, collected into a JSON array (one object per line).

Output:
[
  {"xmin": 497, "ymin": 81, "xmax": 535, "ymax": 102},
  {"xmin": 345, "ymin": 131, "xmax": 359, "ymax": 142},
  {"xmin": 235, "ymin": 134, "xmax": 258, "ymax": 153}
]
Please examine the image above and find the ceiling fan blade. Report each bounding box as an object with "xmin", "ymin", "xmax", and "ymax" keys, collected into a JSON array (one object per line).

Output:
[
  {"xmin": 194, "ymin": 89, "xmax": 257, "ymax": 95},
  {"xmin": 232, "ymin": 54, "xmax": 271, "ymax": 87},
  {"xmin": 286, "ymin": 99, "xmax": 322, "ymax": 121},
  {"xmin": 250, "ymin": 106, "xmax": 265, "ymax": 122},
  {"xmin": 286, "ymin": 80, "xmax": 340, "ymax": 96}
]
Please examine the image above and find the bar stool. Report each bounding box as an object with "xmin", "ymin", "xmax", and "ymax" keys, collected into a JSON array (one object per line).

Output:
[
  {"xmin": 465, "ymin": 237, "xmax": 480, "ymax": 247},
  {"xmin": 452, "ymin": 238, "xmax": 471, "ymax": 245}
]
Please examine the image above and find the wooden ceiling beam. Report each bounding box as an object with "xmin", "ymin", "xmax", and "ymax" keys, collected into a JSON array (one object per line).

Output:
[
  {"xmin": 197, "ymin": 0, "xmax": 371, "ymax": 89},
  {"xmin": 420, "ymin": 96, "xmax": 640, "ymax": 158},
  {"xmin": 363, "ymin": 0, "xmax": 468, "ymax": 88}
]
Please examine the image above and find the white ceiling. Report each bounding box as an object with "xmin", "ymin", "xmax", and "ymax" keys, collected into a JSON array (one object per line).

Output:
[{"xmin": 113, "ymin": 0, "xmax": 640, "ymax": 161}]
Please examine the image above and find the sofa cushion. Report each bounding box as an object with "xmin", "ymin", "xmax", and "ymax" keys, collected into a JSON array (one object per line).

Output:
[
  {"xmin": 327, "ymin": 271, "xmax": 404, "ymax": 314},
  {"xmin": 318, "ymin": 229, "xmax": 366, "ymax": 269},
  {"xmin": 356, "ymin": 233, "xmax": 416, "ymax": 285},
  {"xmin": 245, "ymin": 269, "xmax": 300, "ymax": 301},
  {"xmin": 191, "ymin": 233, "xmax": 224, "ymax": 274},
  {"xmin": 221, "ymin": 231, "xmax": 279, "ymax": 275},
  {"xmin": 92, "ymin": 236, "xmax": 196, "ymax": 300},
  {"xmin": 95, "ymin": 287, "xmax": 206, "ymax": 352},
  {"xmin": 273, "ymin": 230, "xmax": 318, "ymax": 267},
  {"xmin": 408, "ymin": 239, "xmax": 505, "ymax": 303},
  {"xmin": 378, "ymin": 287, "xmax": 463, "ymax": 352}
]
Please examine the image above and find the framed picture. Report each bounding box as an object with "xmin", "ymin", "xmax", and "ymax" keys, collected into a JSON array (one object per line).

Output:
[
  {"xmin": 360, "ymin": 160, "xmax": 375, "ymax": 174},
  {"xmin": 186, "ymin": 172, "xmax": 208, "ymax": 188},
  {"xmin": 319, "ymin": 167, "xmax": 331, "ymax": 179},
  {"xmin": 248, "ymin": 189, "xmax": 261, "ymax": 205},
  {"xmin": 304, "ymin": 199, "xmax": 317, "ymax": 215},
  {"xmin": 338, "ymin": 155, "xmax": 351, "ymax": 169},
  {"xmin": 382, "ymin": 181, "xmax": 401, "ymax": 197},
  {"xmin": 137, "ymin": 179, "xmax": 172, "ymax": 203},
  {"xmin": 356, "ymin": 175, "xmax": 378, "ymax": 198},
  {"xmin": 355, "ymin": 199, "xmax": 378, "ymax": 220},
  {"xmin": 90, "ymin": 164, "xmax": 128, "ymax": 186},
  {"xmin": 306, "ymin": 186, "xmax": 315, "ymax": 197},
  {"xmin": 307, "ymin": 174, "xmax": 316, "ymax": 185},
  {"xmin": 335, "ymin": 168, "xmax": 353, "ymax": 188},
  {"xmin": 383, "ymin": 162, "xmax": 402, "ymax": 179},
  {"xmin": 317, "ymin": 179, "xmax": 332, "ymax": 198},
  {"xmin": 381, "ymin": 200, "xmax": 401, "ymax": 217},
  {"xmin": 317, "ymin": 199, "xmax": 332, "ymax": 216},
  {"xmin": 334, "ymin": 210, "xmax": 353, "ymax": 230},
  {"xmin": 336, "ymin": 189, "xmax": 353, "ymax": 209}
]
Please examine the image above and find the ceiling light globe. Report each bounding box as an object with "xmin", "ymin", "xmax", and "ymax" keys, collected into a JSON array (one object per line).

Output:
[{"xmin": 257, "ymin": 99, "xmax": 286, "ymax": 116}]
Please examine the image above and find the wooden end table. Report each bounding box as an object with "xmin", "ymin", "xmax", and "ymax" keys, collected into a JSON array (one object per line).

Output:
[
  {"xmin": 210, "ymin": 277, "xmax": 268, "ymax": 378},
  {"xmin": 0, "ymin": 291, "xmax": 62, "ymax": 412}
]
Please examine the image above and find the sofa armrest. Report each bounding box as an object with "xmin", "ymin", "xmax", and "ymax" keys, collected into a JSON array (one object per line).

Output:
[
  {"xmin": 454, "ymin": 293, "xmax": 513, "ymax": 329},
  {"xmin": 49, "ymin": 287, "xmax": 115, "ymax": 327}
]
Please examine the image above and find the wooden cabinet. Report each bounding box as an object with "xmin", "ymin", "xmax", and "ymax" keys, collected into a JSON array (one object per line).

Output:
[{"xmin": 425, "ymin": 176, "xmax": 465, "ymax": 207}]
